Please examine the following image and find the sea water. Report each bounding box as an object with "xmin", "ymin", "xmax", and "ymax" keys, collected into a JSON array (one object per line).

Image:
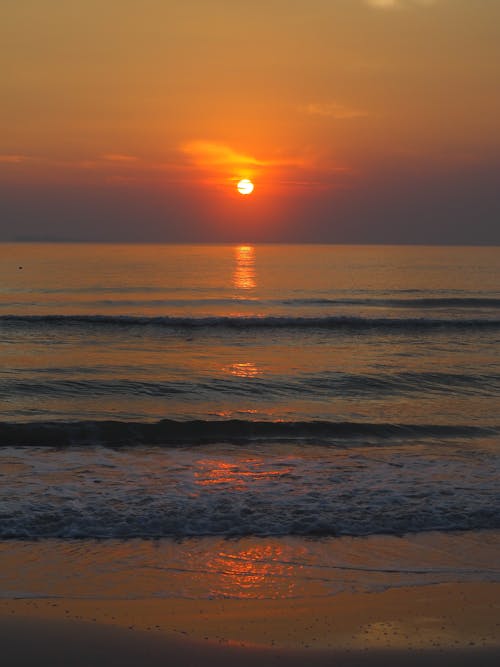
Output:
[{"xmin": 0, "ymin": 244, "xmax": 499, "ymax": 598}]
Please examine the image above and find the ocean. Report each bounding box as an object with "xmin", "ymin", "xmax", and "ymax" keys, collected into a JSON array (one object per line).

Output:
[{"xmin": 1, "ymin": 243, "xmax": 499, "ymax": 599}]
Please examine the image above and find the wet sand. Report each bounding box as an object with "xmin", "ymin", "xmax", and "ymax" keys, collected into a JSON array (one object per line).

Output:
[{"xmin": 1, "ymin": 583, "xmax": 499, "ymax": 666}]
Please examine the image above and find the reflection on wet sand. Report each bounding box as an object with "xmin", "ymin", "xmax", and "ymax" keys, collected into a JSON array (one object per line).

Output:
[
  {"xmin": 205, "ymin": 543, "xmax": 298, "ymax": 599},
  {"xmin": 233, "ymin": 245, "xmax": 256, "ymax": 290}
]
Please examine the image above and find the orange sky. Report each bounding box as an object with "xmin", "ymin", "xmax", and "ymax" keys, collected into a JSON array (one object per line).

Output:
[{"xmin": 1, "ymin": 0, "xmax": 499, "ymax": 242}]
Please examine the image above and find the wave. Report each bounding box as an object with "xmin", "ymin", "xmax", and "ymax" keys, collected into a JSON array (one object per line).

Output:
[
  {"xmin": 285, "ymin": 297, "xmax": 500, "ymax": 309},
  {"xmin": 0, "ymin": 419, "xmax": 495, "ymax": 447},
  {"xmin": 1, "ymin": 428, "xmax": 499, "ymax": 538},
  {"xmin": 3, "ymin": 504, "xmax": 499, "ymax": 539},
  {"xmin": 5, "ymin": 286, "xmax": 500, "ymax": 309},
  {"xmin": 1, "ymin": 314, "xmax": 499, "ymax": 331},
  {"xmin": 2, "ymin": 370, "xmax": 498, "ymax": 400}
]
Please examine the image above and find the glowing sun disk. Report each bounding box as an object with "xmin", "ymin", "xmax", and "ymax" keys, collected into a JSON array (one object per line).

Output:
[{"xmin": 237, "ymin": 179, "xmax": 254, "ymax": 195}]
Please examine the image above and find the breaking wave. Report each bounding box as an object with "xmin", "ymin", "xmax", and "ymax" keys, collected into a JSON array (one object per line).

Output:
[
  {"xmin": 0, "ymin": 419, "xmax": 495, "ymax": 447},
  {"xmin": 1, "ymin": 314, "xmax": 499, "ymax": 331}
]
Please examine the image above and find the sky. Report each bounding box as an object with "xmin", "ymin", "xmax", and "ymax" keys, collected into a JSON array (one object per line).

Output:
[{"xmin": 1, "ymin": 0, "xmax": 499, "ymax": 243}]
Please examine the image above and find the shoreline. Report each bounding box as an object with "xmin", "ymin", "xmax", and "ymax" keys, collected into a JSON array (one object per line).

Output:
[{"xmin": 2, "ymin": 532, "xmax": 499, "ymax": 600}]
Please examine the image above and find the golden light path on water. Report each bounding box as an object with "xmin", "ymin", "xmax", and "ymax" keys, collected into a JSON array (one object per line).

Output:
[
  {"xmin": 233, "ymin": 245, "xmax": 256, "ymax": 290},
  {"xmin": 225, "ymin": 362, "xmax": 260, "ymax": 378}
]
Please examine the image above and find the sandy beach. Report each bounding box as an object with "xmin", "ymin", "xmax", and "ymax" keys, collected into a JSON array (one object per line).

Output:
[{"xmin": 2, "ymin": 582, "xmax": 499, "ymax": 666}]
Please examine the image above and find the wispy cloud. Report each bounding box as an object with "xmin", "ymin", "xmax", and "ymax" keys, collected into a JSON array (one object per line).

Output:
[
  {"xmin": 181, "ymin": 141, "xmax": 307, "ymax": 173},
  {"xmin": 181, "ymin": 141, "xmax": 266, "ymax": 169},
  {"xmin": 77, "ymin": 154, "xmax": 140, "ymax": 170},
  {"xmin": 365, "ymin": 0, "xmax": 437, "ymax": 9},
  {"xmin": 179, "ymin": 140, "xmax": 351, "ymax": 191},
  {"xmin": 0, "ymin": 146, "xmax": 351, "ymax": 192},
  {"xmin": 303, "ymin": 103, "xmax": 368, "ymax": 120},
  {"xmin": 100, "ymin": 153, "xmax": 138, "ymax": 163},
  {"xmin": 365, "ymin": 0, "xmax": 400, "ymax": 8},
  {"xmin": 0, "ymin": 154, "xmax": 29, "ymax": 163}
]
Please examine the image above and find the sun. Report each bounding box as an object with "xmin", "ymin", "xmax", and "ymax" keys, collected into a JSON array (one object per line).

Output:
[{"xmin": 237, "ymin": 179, "xmax": 254, "ymax": 195}]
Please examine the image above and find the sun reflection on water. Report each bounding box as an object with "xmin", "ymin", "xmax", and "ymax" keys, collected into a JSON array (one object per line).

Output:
[
  {"xmin": 194, "ymin": 457, "xmax": 293, "ymax": 489},
  {"xmin": 233, "ymin": 245, "xmax": 256, "ymax": 290},
  {"xmin": 225, "ymin": 361, "xmax": 260, "ymax": 378}
]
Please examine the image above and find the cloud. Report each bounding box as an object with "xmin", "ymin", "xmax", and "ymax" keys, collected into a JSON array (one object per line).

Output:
[
  {"xmin": 365, "ymin": 0, "xmax": 437, "ymax": 9},
  {"xmin": 365, "ymin": 0, "xmax": 400, "ymax": 7},
  {"xmin": 178, "ymin": 140, "xmax": 352, "ymax": 193},
  {"xmin": 0, "ymin": 144, "xmax": 350, "ymax": 193},
  {"xmin": 100, "ymin": 154, "xmax": 138, "ymax": 163},
  {"xmin": 181, "ymin": 141, "xmax": 265, "ymax": 169},
  {"xmin": 180, "ymin": 141, "xmax": 307, "ymax": 174},
  {"xmin": 303, "ymin": 103, "xmax": 368, "ymax": 120},
  {"xmin": 0, "ymin": 154, "xmax": 29, "ymax": 163}
]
